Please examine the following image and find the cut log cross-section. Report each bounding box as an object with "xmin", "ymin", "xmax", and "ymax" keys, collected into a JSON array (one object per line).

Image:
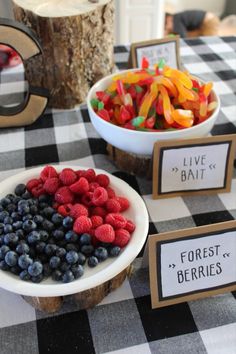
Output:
[{"xmin": 12, "ymin": 0, "xmax": 115, "ymax": 108}]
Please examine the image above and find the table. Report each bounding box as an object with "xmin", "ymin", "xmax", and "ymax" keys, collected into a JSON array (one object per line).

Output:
[{"xmin": 0, "ymin": 36, "xmax": 236, "ymax": 354}]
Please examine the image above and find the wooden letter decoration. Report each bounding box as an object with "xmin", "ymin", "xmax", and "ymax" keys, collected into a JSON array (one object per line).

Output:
[{"xmin": 0, "ymin": 18, "xmax": 48, "ymax": 128}]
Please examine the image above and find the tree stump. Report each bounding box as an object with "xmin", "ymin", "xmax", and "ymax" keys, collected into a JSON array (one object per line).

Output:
[
  {"xmin": 21, "ymin": 265, "xmax": 131, "ymax": 313},
  {"xmin": 107, "ymin": 144, "xmax": 153, "ymax": 179},
  {"xmin": 12, "ymin": 0, "xmax": 115, "ymax": 108}
]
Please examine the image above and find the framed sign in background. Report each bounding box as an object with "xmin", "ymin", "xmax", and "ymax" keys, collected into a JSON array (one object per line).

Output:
[
  {"xmin": 152, "ymin": 135, "xmax": 236, "ymax": 199},
  {"xmin": 149, "ymin": 221, "xmax": 236, "ymax": 308},
  {"xmin": 129, "ymin": 36, "xmax": 181, "ymax": 69}
]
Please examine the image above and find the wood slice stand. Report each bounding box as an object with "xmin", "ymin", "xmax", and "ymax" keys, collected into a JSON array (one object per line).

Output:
[
  {"xmin": 12, "ymin": 0, "xmax": 115, "ymax": 109},
  {"xmin": 107, "ymin": 144, "xmax": 153, "ymax": 179},
  {"xmin": 22, "ymin": 265, "xmax": 131, "ymax": 313}
]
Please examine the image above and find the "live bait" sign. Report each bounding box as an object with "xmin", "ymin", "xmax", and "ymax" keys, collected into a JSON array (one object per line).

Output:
[
  {"xmin": 149, "ymin": 221, "xmax": 236, "ymax": 308},
  {"xmin": 152, "ymin": 135, "xmax": 236, "ymax": 199}
]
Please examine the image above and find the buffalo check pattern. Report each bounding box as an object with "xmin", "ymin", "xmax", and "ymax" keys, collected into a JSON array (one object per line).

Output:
[{"xmin": 0, "ymin": 36, "xmax": 236, "ymax": 354}]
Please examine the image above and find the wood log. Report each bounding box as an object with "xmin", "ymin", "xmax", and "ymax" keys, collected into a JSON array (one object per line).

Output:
[
  {"xmin": 12, "ymin": 0, "xmax": 115, "ymax": 108},
  {"xmin": 21, "ymin": 266, "xmax": 131, "ymax": 313},
  {"xmin": 107, "ymin": 144, "xmax": 153, "ymax": 179}
]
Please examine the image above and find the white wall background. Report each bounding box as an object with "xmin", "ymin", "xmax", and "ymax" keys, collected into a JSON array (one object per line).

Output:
[{"xmin": 0, "ymin": 1, "xmax": 13, "ymax": 18}]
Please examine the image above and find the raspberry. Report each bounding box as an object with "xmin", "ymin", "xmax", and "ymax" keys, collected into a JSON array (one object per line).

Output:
[
  {"xmin": 31, "ymin": 184, "xmax": 45, "ymax": 197},
  {"xmin": 26, "ymin": 178, "xmax": 41, "ymax": 192},
  {"xmin": 105, "ymin": 213, "xmax": 127, "ymax": 229},
  {"xmin": 43, "ymin": 177, "xmax": 60, "ymax": 194},
  {"xmin": 58, "ymin": 203, "xmax": 73, "ymax": 217},
  {"xmin": 59, "ymin": 168, "xmax": 77, "ymax": 186},
  {"xmin": 40, "ymin": 165, "xmax": 58, "ymax": 182},
  {"xmin": 81, "ymin": 169, "xmax": 96, "ymax": 182},
  {"xmin": 69, "ymin": 204, "xmax": 88, "ymax": 218},
  {"xmin": 94, "ymin": 224, "xmax": 115, "ymax": 243},
  {"xmin": 106, "ymin": 187, "xmax": 116, "ymax": 198},
  {"xmin": 96, "ymin": 174, "xmax": 110, "ymax": 188},
  {"xmin": 90, "ymin": 215, "xmax": 103, "ymax": 228},
  {"xmin": 55, "ymin": 186, "xmax": 74, "ymax": 204},
  {"xmin": 90, "ymin": 206, "xmax": 107, "ymax": 218},
  {"xmin": 116, "ymin": 197, "xmax": 130, "ymax": 211},
  {"xmin": 105, "ymin": 198, "xmax": 121, "ymax": 213},
  {"xmin": 125, "ymin": 219, "xmax": 136, "ymax": 233},
  {"xmin": 113, "ymin": 229, "xmax": 131, "ymax": 247},
  {"xmin": 92, "ymin": 187, "xmax": 108, "ymax": 206},
  {"xmin": 69, "ymin": 177, "xmax": 89, "ymax": 194},
  {"xmin": 81, "ymin": 191, "xmax": 93, "ymax": 206},
  {"xmin": 73, "ymin": 216, "xmax": 92, "ymax": 234},
  {"xmin": 89, "ymin": 182, "xmax": 100, "ymax": 192}
]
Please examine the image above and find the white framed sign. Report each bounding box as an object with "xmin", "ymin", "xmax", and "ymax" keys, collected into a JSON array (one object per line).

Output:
[
  {"xmin": 149, "ymin": 220, "xmax": 236, "ymax": 308},
  {"xmin": 129, "ymin": 37, "xmax": 181, "ymax": 69},
  {"xmin": 152, "ymin": 135, "xmax": 236, "ymax": 199}
]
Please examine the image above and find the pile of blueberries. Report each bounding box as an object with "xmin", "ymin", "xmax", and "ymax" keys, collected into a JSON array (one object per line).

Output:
[{"xmin": 0, "ymin": 184, "xmax": 121, "ymax": 283}]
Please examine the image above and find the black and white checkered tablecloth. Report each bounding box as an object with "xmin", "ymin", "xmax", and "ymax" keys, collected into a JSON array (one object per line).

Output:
[{"xmin": 0, "ymin": 36, "xmax": 236, "ymax": 354}]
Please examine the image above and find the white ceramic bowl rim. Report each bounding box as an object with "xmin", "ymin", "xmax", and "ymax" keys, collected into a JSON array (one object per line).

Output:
[
  {"xmin": 0, "ymin": 165, "xmax": 149, "ymax": 297},
  {"xmin": 87, "ymin": 68, "xmax": 220, "ymax": 137}
]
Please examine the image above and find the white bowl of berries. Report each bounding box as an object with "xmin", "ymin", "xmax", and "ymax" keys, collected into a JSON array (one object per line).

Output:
[{"xmin": 0, "ymin": 165, "xmax": 149, "ymax": 297}]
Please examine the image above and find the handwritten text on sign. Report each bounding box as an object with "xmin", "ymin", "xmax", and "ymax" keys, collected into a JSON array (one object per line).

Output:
[
  {"xmin": 160, "ymin": 231, "xmax": 236, "ymax": 298},
  {"xmin": 160, "ymin": 143, "xmax": 230, "ymax": 193}
]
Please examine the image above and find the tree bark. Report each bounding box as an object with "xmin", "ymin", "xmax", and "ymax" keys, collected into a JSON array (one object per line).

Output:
[{"xmin": 12, "ymin": 0, "xmax": 115, "ymax": 108}]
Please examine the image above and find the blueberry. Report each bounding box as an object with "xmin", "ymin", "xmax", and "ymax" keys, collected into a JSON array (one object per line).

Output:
[
  {"xmin": 11, "ymin": 212, "xmax": 21, "ymax": 222},
  {"xmin": 52, "ymin": 270, "xmax": 63, "ymax": 281},
  {"xmin": 27, "ymin": 230, "xmax": 41, "ymax": 244},
  {"xmin": 4, "ymin": 224, "xmax": 13, "ymax": 233},
  {"xmin": 15, "ymin": 184, "xmax": 26, "ymax": 196},
  {"xmin": 57, "ymin": 240, "xmax": 67, "ymax": 248},
  {"xmin": 66, "ymin": 243, "xmax": 78, "ymax": 252},
  {"xmin": 36, "ymin": 254, "xmax": 48, "ymax": 264},
  {"xmin": 39, "ymin": 230, "xmax": 49, "ymax": 242},
  {"xmin": 0, "ymin": 211, "xmax": 9, "ymax": 222},
  {"xmin": 0, "ymin": 260, "xmax": 10, "ymax": 270},
  {"xmin": 0, "ymin": 206, "xmax": 3, "ymax": 212},
  {"xmin": 0, "ymin": 198, "xmax": 11, "ymax": 208},
  {"xmin": 30, "ymin": 205, "xmax": 38, "ymax": 215},
  {"xmin": 43, "ymin": 263, "xmax": 52, "ymax": 277},
  {"xmin": 22, "ymin": 191, "xmax": 32, "ymax": 200},
  {"xmin": 56, "ymin": 247, "xmax": 66, "ymax": 258},
  {"xmin": 51, "ymin": 213, "xmax": 63, "ymax": 225},
  {"xmin": 4, "ymin": 233, "xmax": 19, "ymax": 246},
  {"xmin": 63, "ymin": 216, "xmax": 73, "ymax": 229},
  {"xmin": 10, "ymin": 265, "xmax": 21, "ymax": 275},
  {"xmin": 66, "ymin": 250, "xmax": 79, "ymax": 264},
  {"xmin": 52, "ymin": 229, "xmax": 64, "ymax": 240},
  {"xmin": 33, "ymin": 214, "xmax": 44, "ymax": 225},
  {"xmin": 0, "ymin": 223, "xmax": 4, "ymax": 233},
  {"xmin": 6, "ymin": 204, "xmax": 17, "ymax": 214},
  {"xmin": 77, "ymin": 252, "xmax": 86, "ymax": 265},
  {"xmin": 62, "ymin": 270, "xmax": 74, "ymax": 283},
  {"xmin": 15, "ymin": 229, "xmax": 25, "ymax": 239},
  {"xmin": 28, "ymin": 247, "xmax": 36, "ymax": 259},
  {"xmin": 45, "ymin": 244, "xmax": 57, "ymax": 256},
  {"xmin": 31, "ymin": 274, "xmax": 44, "ymax": 283},
  {"xmin": 0, "ymin": 245, "xmax": 10, "ymax": 259},
  {"xmin": 65, "ymin": 230, "xmax": 78, "ymax": 243},
  {"xmin": 12, "ymin": 221, "xmax": 23, "ymax": 230},
  {"xmin": 18, "ymin": 203, "xmax": 30, "ymax": 215},
  {"xmin": 28, "ymin": 261, "xmax": 43, "ymax": 276},
  {"xmin": 60, "ymin": 262, "xmax": 71, "ymax": 273},
  {"xmin": 87, "ymin": 256, "xmax": 99, "ymax": 268},
  {"xmin": 81, "ymin": 245, "xmax": 94, "ymax": 256},
  {"xmin": 38, "ymin": 194, "xmax": 51, "ymax": 203},
  {"xmin": 18, "ymin": 254, "xmax": 33, "ymax": 269},
  {"xmin": 71, "ymin": 264, "xmax": 84, "ymax": 279},
  {"xmin": 19, "ymin": 270, "xmax": 31, "ymax": 281},
  {"xmin": 94, "ymin": 247, "xmax": 108, "ymax": 262},
  {"xmin": 16, "ymin": 242, "xmax": 30, "ymax": 254},
  {"xmin": 22, "ymin": 214, "xmax": 33, "ymax": 221},
  {"xmin": 0, "ymin": 236, "xmax": 4, "ymax": 246},
  {"xmin": 79, "ymin": 233, "xmax": 92, "ymax": 246},
  {"xmin": 22, "ymin": 219, "xmax": 37, "ymax": 232},
  {"xmin": 49, "ymin": 256, "xmax": 61, "ymax": 269},
  {"xmin": 35, "ymin": 242, "xmax": 46, "ymax": 254},
  {"xmin": 39, "ymin": 202, "xmax": 49, "ymax": 210},
  {"xmin": 42, "ymin": 219, "xmax": 54, "ymax": 231},
  {"xmin": 43, "ymin": 207, "xmax": 55, "ymax": 218},
  {"xmin": 109, "ymin": 246, "xmax": 121, "ymax": 257},
  {"xmin": 5, "ymin": 251, "xmax": 18, "ymax": 266}
]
